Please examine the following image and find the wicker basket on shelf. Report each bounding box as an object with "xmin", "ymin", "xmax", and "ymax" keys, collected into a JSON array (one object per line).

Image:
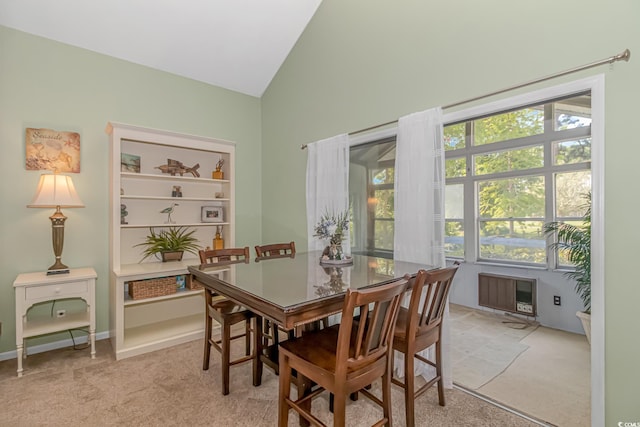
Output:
[
  {"xmin": 128, "ymin": 276, "xmax": 178, "ymax": 300},
  {"xmin": 186, "ymin": 275, "xmax": 203, "ymax": 290}
]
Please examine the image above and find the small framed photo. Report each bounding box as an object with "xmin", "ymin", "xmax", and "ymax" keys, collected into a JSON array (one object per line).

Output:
[
  {"xmin": 201, "ymin": 206, "xmax": 224, "ymax": 223},
  {"xmin": 176, "ymin": 275, "xmax": 187, "ymax": 290},
  {"xmin": 121, "ymin": 153, "xmax": 141, "ymax": 173}
]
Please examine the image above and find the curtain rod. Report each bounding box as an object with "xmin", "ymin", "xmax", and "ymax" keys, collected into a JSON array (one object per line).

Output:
[{"xmin": 301, "ymin": 48, "xmax": 630, "ymax": 150}]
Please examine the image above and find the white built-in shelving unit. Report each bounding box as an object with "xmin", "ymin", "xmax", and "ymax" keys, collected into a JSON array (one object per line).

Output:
[{"xmin": 106, "ymin": 122, "xmax": 235, "ymax": 360}]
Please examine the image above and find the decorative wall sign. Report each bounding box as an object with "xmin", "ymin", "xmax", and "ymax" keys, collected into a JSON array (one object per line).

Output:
[{"xmin": 25, "ymin": 128, "xmax": 81, "ymax": 172}]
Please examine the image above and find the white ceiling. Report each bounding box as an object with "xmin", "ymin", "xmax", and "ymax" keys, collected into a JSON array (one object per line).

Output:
[{"xmin": 0, "ymin": 0, "xmax": 322, "ymax": 97}]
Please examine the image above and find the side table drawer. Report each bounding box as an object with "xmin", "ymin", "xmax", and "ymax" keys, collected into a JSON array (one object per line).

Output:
[{"xmin": 25, "ymin": 280, "xmax": 88, "ymax": 300}]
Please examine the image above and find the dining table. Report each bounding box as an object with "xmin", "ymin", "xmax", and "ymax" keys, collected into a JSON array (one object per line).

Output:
[{"xmin": 188, "ymin": 250, "xmax": 431, "ymax": 380}]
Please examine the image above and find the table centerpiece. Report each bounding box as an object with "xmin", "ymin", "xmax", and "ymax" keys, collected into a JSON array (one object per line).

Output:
[{"xmin": 313, "ymin": 210, "xmax": 352, "ymax": 264}]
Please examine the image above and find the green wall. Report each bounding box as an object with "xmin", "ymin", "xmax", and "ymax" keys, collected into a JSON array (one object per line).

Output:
[
  {"xmin": 261, "ymin": 0, "xmax": 640, "ymax": 423},
  {"xmin": 0, "ymin": 26, "xmax": 262, "ymax": 352},
  {"xmin": 2, "ymin": 0, "xmax": 639, "ymax": 422}
]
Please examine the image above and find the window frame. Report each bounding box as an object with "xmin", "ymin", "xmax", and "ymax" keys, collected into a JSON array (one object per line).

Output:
[
  {"xmin": 443, "ymin": 84, "xmax": 596, "ymax": 269},
  {"xmin": 348, "ymin": 132, "xmax": 398, "ymax": 257}
]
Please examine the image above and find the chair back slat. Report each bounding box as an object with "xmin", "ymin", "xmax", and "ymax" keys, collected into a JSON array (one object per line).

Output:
[
  {"xmin": 407, "ymin": 267, "xmax": 458, "ymax": 337},
  {"xmin": 199, "ymin": 247, "xmax": 250, "ymax": 268},
  {"xmin": 335, "ymin": 279, "xmax": 407, "ymax": 373},
  {"xmin": 254, "ymin": 242, "xmax": 296, "ymax": 261}
]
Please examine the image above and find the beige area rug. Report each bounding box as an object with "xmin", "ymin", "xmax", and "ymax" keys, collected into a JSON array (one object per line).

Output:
[
  {"xmin": 477, "ymin": 327, "xmax": 591, "ymax": 427},
  {"xmin": 450, "ymin": 304, "xmax": 539, "ymax": 390},
  {"xmin": 0, "ymin": 338, "xmax": 541, "ymax": 426}
]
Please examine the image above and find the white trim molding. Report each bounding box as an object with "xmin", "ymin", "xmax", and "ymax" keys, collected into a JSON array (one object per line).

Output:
[{"xmin": 0, "ymin": 331, "xmax": 110, "ymax": 362}]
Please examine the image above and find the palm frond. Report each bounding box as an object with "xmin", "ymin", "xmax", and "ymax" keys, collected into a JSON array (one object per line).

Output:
[{"xmin": 543, "ymin": 192, "xmax": 591, "ymax": 313}]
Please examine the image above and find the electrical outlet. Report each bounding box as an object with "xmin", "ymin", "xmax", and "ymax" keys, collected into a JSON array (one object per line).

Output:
[
  {"xmin": 553, "ymin": 296, "xmax": 561, "ymax": 306},
  {"xmin": 56, "ymin": 309, "xmax": 66, "ymax": 318}
]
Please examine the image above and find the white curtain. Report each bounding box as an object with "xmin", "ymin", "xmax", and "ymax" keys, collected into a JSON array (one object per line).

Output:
[
  {"xmin": 393, "ymin": 107, "xmax": 452, "ymax": 388},
  {"xmin": 305, "ymin": 134, "xmax": 351, "ymax": 252}
]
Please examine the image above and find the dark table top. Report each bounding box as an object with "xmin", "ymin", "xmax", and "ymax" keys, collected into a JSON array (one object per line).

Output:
[{"xmin": 189, "ymin": 251, "xmax": 430, "ymax": 328}]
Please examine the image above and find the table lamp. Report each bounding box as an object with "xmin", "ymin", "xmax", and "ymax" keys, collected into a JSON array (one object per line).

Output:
[{"xmin": 28, "ymin": 173, "xmax": 84, "ymax": 275}]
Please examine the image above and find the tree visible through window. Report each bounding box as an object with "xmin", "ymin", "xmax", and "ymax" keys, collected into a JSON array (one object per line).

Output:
[
  {"xmin": 444, "ymin": 93, "xmax": 592, "ymax": 266},
  {"xmin": 348, "ymin": 92, "xmax": 591, "ymax": 268}
]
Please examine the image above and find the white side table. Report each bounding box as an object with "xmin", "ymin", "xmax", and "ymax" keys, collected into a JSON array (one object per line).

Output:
[{"xmin": 13, "ymin": 267, "xmax": 97, "ymax": 377}]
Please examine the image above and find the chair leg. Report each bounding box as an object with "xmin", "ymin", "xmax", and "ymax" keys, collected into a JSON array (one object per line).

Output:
[
  {"xmin": 278, "ymin": 354, "xmax": 292, "ymax": 426},
  {"xmin": 296, "ymin": 373, "xmax": 313, "ymax": 427},
  {"xmin": 382, "ymin": 364, "xmax": 393, "ymax": 426},
  {"xmin": 245, "ymin": 318, "xmax": 252, "ymax": 356},
  {"xmin": 253, "ymin": 316, "xmax": 263, "ymax": 387},
  {"xmin": 221, "ymin": 320, "xmax": 231, "ymax": 395},
  {"xmin": 333, "ymin": 390, "xmax": 347, "ymax": 427},
  {"xmin": 263, "ymin": 319, "xmax": 272, "ymax": 347},
  {"xmin": 436, "ymin": 340, "xmax": 445, "ymax": 406},
  {"xmin": 203, "ymin": 309, "xmax": 212, "ymax": 371},
  {"xmin": 405, "ymin": 350, "xmax": 416, "ymax": 427}
]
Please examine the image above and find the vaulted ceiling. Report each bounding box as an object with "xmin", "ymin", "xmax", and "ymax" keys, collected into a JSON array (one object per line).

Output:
[{"xmin": 0, "ymin": 0, "xmax": 322, "ymax": 97}]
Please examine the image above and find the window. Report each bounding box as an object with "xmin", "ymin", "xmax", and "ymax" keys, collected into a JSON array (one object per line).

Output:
[
  {"xmin": 348, "ymin": 89, "xmax": 593, "ymax": 269},
  {"xmin": 444, "ymin": 93, "xmax": 592, "ymax": 266},
  {"xmin": 349, "ymin": 138, "xmax": 396, "ymax": 257}
]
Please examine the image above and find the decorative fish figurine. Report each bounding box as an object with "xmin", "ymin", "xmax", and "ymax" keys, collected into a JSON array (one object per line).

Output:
[{"xmin": 156, "ymin": 159, "xmax": 200, "ymax": 177}]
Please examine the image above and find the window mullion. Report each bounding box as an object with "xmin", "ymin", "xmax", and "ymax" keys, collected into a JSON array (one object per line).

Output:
[{"xmin": 464, "ymin": 121, "xmax": 476, "ymax": 263}]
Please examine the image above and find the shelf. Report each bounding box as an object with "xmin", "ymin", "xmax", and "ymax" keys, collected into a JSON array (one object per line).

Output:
[
  {"xmin": 23, "ymin": 312, "xmax": 90, "ymax": 338},
  {"xmin": 117, "ymin": 261, "xmax": 194, "ymax": 278},
  {"xmin": 122, "ymin": 313, "xmax": 203, "ymax": 350},
  {"xmin": 124, "ymin": 288, "xmax": 204, "ymax": 306},
  {"xmin": 121, "ymin": 195, "xmax": 229, "ymax": 202},
  {"xmin": 109, "ymin": 122, "xmax": 234, "ymax": 360},
  {"xmin": 116, "ymin": 261, "xmax": 229, "ymax": 280},
  {"xmin": 121, "ymin": 222, "xmax": 230, "ymax": 229},
  {"xmin": 121, "ymin": 172, "xmax": 229, "ymax": 184}
]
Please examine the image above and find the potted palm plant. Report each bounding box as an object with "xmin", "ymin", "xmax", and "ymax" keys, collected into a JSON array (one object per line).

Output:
[
  {"xmin": 543, "ymin": 192, "xmax": 591, "ymax": 343},
  {"xmin": 135, "ymin": 226, "xmax": 200, "ymax": 262}
]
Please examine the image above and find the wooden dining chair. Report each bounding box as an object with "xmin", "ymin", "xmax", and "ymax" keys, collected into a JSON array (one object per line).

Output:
[
  {"xmin": 278, "ymin": 278, "xmax": 408, "ymax": 427},
  {"xmin": 391, "ymin": 266, "xmax": 459, "ymax": 427},
  {"xmin": 198, "ymin": 247, "xmax": 260, "ymax": 395},
  {"xmin": 254, "ymin": 241, "xmax": 296, "ymax": 261},
  {"xmin": 253, "ymin": 241, "xmax": 297, "ymax": 373}
]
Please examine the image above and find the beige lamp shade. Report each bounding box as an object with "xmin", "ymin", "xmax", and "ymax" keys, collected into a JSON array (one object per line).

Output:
[{"xmin": 28, "ymin": 174, "xmax": 85, "ymax": 208}]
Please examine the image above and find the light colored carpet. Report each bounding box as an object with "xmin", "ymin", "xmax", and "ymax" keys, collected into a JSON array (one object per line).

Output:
[
  {"xmin": 450, "ymin": 304, "xmax": 538, "ymax": 390},
  {"xmin": 477, "ymin": 327, "xmax": 590, "ymax": 427},
  {"xmin": 449, "ymin": 304, "xmax": 590, "ymax": 427},
  {"xmin": 0, "ymin": 338, "xmax": 541, "ymax": 426}
]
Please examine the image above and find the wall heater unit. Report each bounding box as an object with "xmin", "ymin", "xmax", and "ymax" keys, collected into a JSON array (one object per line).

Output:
[{"xmin": 478, "ymin": 273, "xmax": 536, "ymax": 316}]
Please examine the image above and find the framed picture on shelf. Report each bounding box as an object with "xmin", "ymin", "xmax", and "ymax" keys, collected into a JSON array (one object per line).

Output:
[
  {"xmin": 176, "ymin": 275, "xmax": 187, "ymax": 290},
  {"xmin": 121, "ymin": 153, "xmax": 141, "ymax": 173},
  {"xmin": 201, "ymin": 206, "xmax": 224, "ymax": 223}
]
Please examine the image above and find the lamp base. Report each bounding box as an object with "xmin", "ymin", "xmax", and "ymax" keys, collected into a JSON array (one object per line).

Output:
[
  {"xmin": 47, "ymin": 260, "xmax": 70, "ymax": 275},
  {"xmin": 47, "ymin": 268, "xmax": 70, "ymax": 275},
  {"xmin": 48, "ymin": 208, "xmax": 70, "ymax": 275}
]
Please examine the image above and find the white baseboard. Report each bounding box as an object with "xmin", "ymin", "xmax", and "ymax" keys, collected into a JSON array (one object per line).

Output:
[{"xmin": 0, "ymin": 331, "xmax": 110, "ymax": 362}]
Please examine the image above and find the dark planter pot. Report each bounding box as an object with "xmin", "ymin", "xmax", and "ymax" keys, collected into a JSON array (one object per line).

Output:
[{"xmin": 161, "ymin": 251, "xmax": 184, "ymax": 262}]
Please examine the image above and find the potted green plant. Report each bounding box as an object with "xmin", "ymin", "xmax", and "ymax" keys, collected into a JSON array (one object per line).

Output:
[
  {"xmin": 135, "ymin": 226, "xmax": 200, "ymax": 262},
  {"xmin": 543, "ymin": 192, "xmax": 591, "ymax": 343}
]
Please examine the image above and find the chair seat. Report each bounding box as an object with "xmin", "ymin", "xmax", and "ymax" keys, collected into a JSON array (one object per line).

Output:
[
  {"xmin": 393, "ymin": 306, "xmax": 441, "ymax": 351},
  {"xmin": 210, "ymin": 299, "xmax": 254, "ymax": 318},
  {"xmin": 279, "ymin": 325, "xmax": 346, "ymax": 374}
]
